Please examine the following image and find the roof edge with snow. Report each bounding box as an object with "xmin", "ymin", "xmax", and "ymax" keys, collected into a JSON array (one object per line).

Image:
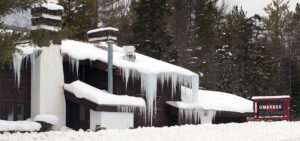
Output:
[{"xmin": 64, "ymin": 80, "xmax": 146, "ymax": 108}]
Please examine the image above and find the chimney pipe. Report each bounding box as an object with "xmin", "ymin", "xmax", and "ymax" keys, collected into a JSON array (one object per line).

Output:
[
  {"xmin": 107, "ymin": 40, "xmax": 113, "ymax": 94},
  {"xmin": 87, "ymin": 27, "xmax": 118, "ymax": 94}
]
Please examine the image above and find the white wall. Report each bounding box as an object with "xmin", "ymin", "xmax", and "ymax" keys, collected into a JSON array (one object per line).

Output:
[
  {"xmin": 31, "ymin": 45, "xmax": 66, "ymax": 129},
  {"xmin": 90, "ymin": 110, "xmax": 134, "ymax": 131}
]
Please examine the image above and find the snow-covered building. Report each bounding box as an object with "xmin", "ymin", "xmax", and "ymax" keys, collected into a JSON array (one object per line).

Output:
[
  {"xmin": 0, "ymin": 0, "xmax": 253, "ymax": 132},
  {"xmin": 0, "ymin": 38, "xmax": 253, "ymax": 131}
]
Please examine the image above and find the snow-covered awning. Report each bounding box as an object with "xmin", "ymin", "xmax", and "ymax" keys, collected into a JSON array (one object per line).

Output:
[
  {"xmin": 167, "ymin": 86, "xmax": 253, "ymax": 113},
  {"xmin": 64, "ymin": 80, "xmax": 146, "ymax": 108}
]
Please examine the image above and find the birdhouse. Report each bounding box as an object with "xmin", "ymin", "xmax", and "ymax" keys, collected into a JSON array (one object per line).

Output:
[{"xmin": 87, "ymin": 27, "xmax": 119, "ymax": 43}]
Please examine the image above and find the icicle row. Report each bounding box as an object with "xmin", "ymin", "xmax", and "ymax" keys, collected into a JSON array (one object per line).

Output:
[
  {"xmin": 69, "ymin": 56, "xmax": 80, "ymax": 77},
  {"xmin": 179, "ymin": 109, "xmax": 216, "ymax": 124},
  {"xmin": 120, "ymin": 67, "xmax": 199, "ymax": 126},
  {"xmin": 117, "ymin": 106, "xmax": 145, "ymax": 115},
  {"xmin": 13, "ymin": 49, "xmax": 40, "ymax": 89}
]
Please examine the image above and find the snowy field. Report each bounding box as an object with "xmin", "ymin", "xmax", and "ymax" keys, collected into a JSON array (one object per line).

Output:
[{"xmin": 1, "ymin": 121, "xmax": 300, "ymax": 141}]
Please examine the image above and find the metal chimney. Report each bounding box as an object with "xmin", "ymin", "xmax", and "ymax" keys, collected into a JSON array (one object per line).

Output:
[
  {"xmin": 31, "ymin": 0, "xmax": 63, "ymax": 32},
  {"xmin": 87, "ymin": 27, "xmax": 119, "ymax": 94}
]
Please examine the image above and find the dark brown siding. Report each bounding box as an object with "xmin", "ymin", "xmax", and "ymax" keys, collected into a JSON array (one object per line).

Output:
[{"xmin": 0, "ymin": 63, "xmax": 31, "ymax": 120}]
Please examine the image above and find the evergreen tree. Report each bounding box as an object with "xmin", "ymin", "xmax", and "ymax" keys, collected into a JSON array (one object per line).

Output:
[
  {"xmin": 97, "ymin": 0, "xmax": 133, "ymax": 45},
  {"xmin": 59, "ymin": 0, "xmax": 98, "ymax": 41},
  {"xmin": 131, "ymin": 0, "xmax": 172, "ymax": 60},
  {"xmin": 263, "ymin": 0, "xmax": 292, "ymax": 95},
  {"xmin": 167, "ymin": 0, "xmax": 193, "ymax": 65},
  {"xmin": 289, "ymin": 3, "xmax": 300, "ymax": 120},
  {"xmin": 219, "ymin": 7, "xmax": 274, "ymax": 97},
  {"xmin": 0, "ymin": 0, "xmax": 43, "ymax": 66},
  {"xmin": 290, "ymin": 3, "xmax": 300, "ymax": 57},
  {"xmin": 0, "ymin": 0, "xmax": 44, "ymax": 16},
  {"xmin": 193, "ymin": 0, "xmax": 223, "ymax": 90}
]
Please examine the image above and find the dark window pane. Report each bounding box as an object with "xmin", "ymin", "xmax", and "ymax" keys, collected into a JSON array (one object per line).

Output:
[
  {"xmin": 72, "ymin": 103, "xmax": 86, "ymax": 121},
  {"xmin": 17, "ymin": 104, "xmax": 24, "ymax": 120},
  {"xmin": 73, "ymin": 103, "xmax": 79, "ymax": 121},
  {"xmin": 79, "ymin": 105, "xmax": 86, "ymax": 121},
  {"xmin": 7, "ymin": 103, "xmax": 14, "ymax": 121}
]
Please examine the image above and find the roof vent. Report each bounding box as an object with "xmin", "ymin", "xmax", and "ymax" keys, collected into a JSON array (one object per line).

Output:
[
  {"xmin": 31, "ymin": 1, "xmax": 63, "ymax": 32},
  {"xmin": 87, "ymin": 27, "xmax": 119, "ymax": 43},
  {"xmin": 122, "ymin": 46, "xmax": 136, "ymax": 62}
]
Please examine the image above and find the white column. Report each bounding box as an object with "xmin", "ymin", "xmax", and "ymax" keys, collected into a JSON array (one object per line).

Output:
[{"xmin": 31, "ymin": 45, "xmax": 66, "ymax": 129}]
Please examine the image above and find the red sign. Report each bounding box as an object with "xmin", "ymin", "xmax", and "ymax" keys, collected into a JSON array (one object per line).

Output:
[{"xmin": 252, "ymin": 96, "xmax": 290, "ymax": 121}]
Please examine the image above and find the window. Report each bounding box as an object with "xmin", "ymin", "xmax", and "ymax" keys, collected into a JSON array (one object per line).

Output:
[
  {"xmin": 17, "ymin": 104, "xmax": 24, "ymax": 120},
  {"xmin": 7, "ymin": 103, "xmax": 14, "ymax": 121},
  {"xmin": 79, "ymin": 105, "xmax": 86, "ymax": 121},
  {"xmin": 72, "ymin": 103, "xmax": 86, "ymax": 121},
  {"xmin": 6, "ymin": 103, "xmax": 25, "ymax": 121}
]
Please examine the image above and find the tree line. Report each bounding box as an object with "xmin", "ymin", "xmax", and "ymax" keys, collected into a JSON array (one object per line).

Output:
[{"xmin": 0, "ymin": 0, "xmax": 300, "ymax": 119}]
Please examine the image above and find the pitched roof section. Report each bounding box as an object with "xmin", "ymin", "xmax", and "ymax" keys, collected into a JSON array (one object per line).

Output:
[
  {"xmin": 167, "ymin": 86, "xmax": 253, "ymax": 113},
  {"xmin": 60, "ymin": 40, "xmax": 196, "ymax": 76},
  {"xmin": 64, "ymin": 80, "xmax": 146, "ymax": 107}
]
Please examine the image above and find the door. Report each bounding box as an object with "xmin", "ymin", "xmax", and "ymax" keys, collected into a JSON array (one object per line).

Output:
[{"xmin": 66, "ymin": 100, "xmax": 90, "ymax": 130}]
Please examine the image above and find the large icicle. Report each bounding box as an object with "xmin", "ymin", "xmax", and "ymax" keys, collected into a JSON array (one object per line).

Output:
[
  {"xmin": 140, "ymin": 73, "xmax": 158, "ymax": 125},
  {"xmin": 12, "ymin": 53, "xmax": 23, "ymax": 89}
]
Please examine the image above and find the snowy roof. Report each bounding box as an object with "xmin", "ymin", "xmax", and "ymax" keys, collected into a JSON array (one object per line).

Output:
[
  {"xmin": 60, "ymin": 40, "xmax": 196, "ymax": 76},
  {"xmin": 252, "ymin": 95, "xmax": 290, "ymax": 100},
  {"xmin": 0, "ymin": 120, "xmax": 41, "ymax": 131},
  {"xmin": 16, "ymin": 43, "xmax": 42, "ymax": 56},
  {"xmin": 87, "ymin": 27, "xmax": 119, "ymax": 34},
  {"xmin": 167, "ymin": 86, "xmax": 253, "ymax": 113},
  {"xmin": 33, "ymin": 114, "xmax": 59, "ymax": 125},
  {"xmin": 33, "ymin": 2, "xmax": 64, "ymax": 11},
  {"xmin": 64, "ymin": 80, "xmax": 146, "ymax": 107}
]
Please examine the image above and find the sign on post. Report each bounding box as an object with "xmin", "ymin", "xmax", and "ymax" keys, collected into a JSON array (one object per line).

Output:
[{"xmin": 252, "ymin": 96, "xmax": 290, "ymax": 121}]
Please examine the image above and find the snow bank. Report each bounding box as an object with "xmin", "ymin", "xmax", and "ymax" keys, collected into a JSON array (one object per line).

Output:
[
  {"xmin": 0, "ymin": 120, "xmax": 41, "ymax": 132},
  {"xmin": 61, "ymin": 40, "xmax": 199, "ymax": 124},
  {"xmin": 13, "ymin": 43, "xmax": 42, "ymax": 89},
  {"xmin": 64, "ymin": 80, "xmax": 146, "ymax": 108},
  {"xmin": 1, "ymin": 121, "xmax": 300, "ymax": 141},
  {"xmin": 33, "ymin": 114, "xmax": 59, "ymax": 125}
]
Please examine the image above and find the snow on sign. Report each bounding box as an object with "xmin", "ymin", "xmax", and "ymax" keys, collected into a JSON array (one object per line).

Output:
[{"xmin": 252, "ymin": 96, "xmax": 290, "ymax": 121}]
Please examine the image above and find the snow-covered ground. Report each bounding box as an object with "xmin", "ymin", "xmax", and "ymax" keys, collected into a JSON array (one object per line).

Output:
[{"xmin": 1, "ymin": 121, "xmax": 300, "ymax": 141}]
